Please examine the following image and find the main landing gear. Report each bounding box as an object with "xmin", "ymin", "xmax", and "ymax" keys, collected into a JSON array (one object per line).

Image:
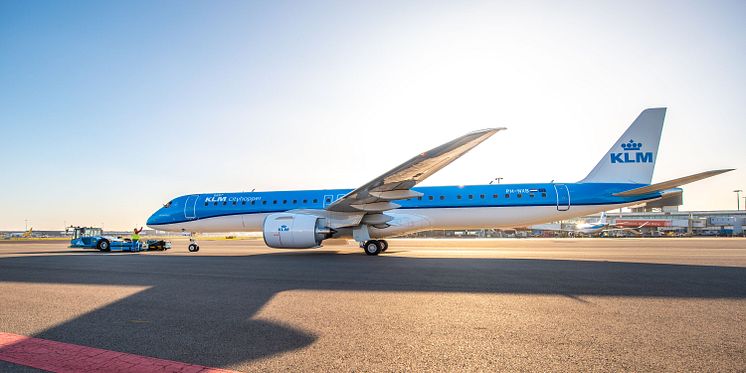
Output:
[{"xmin": 362, "ymin": 240, "xmax": 388, "ymax": 256}]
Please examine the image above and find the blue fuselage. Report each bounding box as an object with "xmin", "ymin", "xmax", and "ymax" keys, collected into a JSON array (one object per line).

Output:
[{"xmin": 147, "ymin": 182, "xmax": 660, "ymax": 228}]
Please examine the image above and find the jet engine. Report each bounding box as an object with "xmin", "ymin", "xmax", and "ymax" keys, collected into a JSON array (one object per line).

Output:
[{"xmin": 262, "ymin": 213, "xmax": 334, "ymax": 248}]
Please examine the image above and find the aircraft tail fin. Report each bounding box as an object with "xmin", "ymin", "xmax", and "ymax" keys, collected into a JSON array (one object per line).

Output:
[
  {"xmin": 580, "ymin": 108, "xmax": 666, "ymax": 184},
  {"xmin": 599, "ymin": 211, "xmax": 607, "ymax": 225}
]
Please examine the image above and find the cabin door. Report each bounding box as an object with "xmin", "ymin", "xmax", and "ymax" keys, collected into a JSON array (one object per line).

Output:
[
  {"xmin": 184, "ymin": 195, "xmax": 199, "ymax": 220},
  {"xmin": 554, "ymin": 184, "xmax": 570, "ymax": 211}
]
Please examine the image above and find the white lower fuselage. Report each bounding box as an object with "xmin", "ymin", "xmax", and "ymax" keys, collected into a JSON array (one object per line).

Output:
[{"xmin": 152, "ymin": 202, "xmax": 640, "ymax": 239}]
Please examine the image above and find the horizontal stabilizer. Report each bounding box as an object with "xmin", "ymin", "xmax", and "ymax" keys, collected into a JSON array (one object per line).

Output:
[{"xmin": 613, "ymin": 169, "xmax": 734, "ymax": 197}]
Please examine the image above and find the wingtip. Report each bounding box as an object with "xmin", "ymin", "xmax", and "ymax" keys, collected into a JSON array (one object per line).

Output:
[{"xmin": 469, "ymin": 127, "xmax": 507, "ymax": 135}]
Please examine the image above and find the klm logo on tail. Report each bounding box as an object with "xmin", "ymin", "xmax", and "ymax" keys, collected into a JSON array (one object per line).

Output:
[{"xmin": 610, "ymin": 140, "xmax": 654, "ymax": 164}]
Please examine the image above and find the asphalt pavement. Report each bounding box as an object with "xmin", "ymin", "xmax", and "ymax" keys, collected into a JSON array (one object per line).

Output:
[{"xmin": 0, "ymin": 238, "xmax": 744, "ymax": 371}]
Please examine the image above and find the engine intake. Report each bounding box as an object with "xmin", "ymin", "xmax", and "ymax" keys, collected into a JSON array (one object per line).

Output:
[{"xmin": 262, "ymin": 213, "xmax": 333, "ymax": 248}]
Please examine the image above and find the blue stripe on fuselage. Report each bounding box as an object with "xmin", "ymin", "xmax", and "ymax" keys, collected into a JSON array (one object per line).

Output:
[{"xmin": 146, "ymin": 183, "xmax": 658, "ymax": 226}]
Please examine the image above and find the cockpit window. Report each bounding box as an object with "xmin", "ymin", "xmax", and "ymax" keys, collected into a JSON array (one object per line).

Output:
[{"xmin": 164, "ymin": 201, "xmax": 172, "ymax": 208}]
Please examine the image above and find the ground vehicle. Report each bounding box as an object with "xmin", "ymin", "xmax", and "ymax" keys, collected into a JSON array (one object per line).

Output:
[
  {"xmin": 68, "ymin": 226, "xmax": 171, "ymax": 252},
  {"xmin": 143, "ymin": 239, "xmax": 172, "ymax": 251}
]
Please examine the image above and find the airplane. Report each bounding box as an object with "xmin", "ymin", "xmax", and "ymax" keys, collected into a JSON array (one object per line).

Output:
[
  {"xmin": 575, "ymin": 212, "xmax": 611, "ymax": 235},
  {"xmin": 146, "ymin": 108, "xmax": 733, "ymax": 255},
  {"xmin": 530, "ymin": 212, "xmax": 649, "ymax": 237},
  {"xmin": 5, "ymin": 228, "xmax": 33, "ymax": 239}
]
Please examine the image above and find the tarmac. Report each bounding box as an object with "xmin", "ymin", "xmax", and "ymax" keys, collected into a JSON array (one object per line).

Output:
[{"xmin": 0, "ymin": 238, "xmax": 745, "ymax": 371}]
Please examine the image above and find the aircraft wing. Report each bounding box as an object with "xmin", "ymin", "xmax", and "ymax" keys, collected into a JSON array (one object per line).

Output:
[{"xmin": 326, "ymin": 128, "xmax": 505, "ymax": 213}]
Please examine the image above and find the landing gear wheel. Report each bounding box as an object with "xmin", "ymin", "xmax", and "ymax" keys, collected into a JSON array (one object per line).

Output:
[
  {"xmin": 97, "ymin": 239, "xmax": 110, "ymax": 252},
  {"xmin": 364, "ymin": 240, "xmax": 382, "ymax": 256},
  {"xmin": 188, "ymin": 243, "xmax": 200, "ymax": 252},
  {"xmin": 379, "ymin": 240, "xmax": 389, "ymax": 252}
]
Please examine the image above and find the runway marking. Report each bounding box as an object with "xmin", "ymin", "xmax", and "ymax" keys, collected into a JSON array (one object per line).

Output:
[{"xmin": 0, "ymin": 332, "xmax": 237, "ymax": 373}]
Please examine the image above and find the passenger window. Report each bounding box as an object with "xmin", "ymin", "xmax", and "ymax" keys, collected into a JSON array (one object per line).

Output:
[
  {"xmin": 313, "ymin": 199, "xmax": 318, "ymax": 203},
  {"xmin": 292, "ymin": 199, "xmax": 297, "ymax": 204},
  {"xmin": 283, "ymin": 200, "xmax": 287, "ymax": 204},
  {"xmin": 214, "ymin": 202, "xmax": 218, "ymax": 206},
  {"xmin": 542, "ymin": 193, "xmax": 547, "ymax": 198},
  {"xmin": 480, "ymin": 194, "xmax": 485, "ymax": 199},
  {"xmin": 222, "ymin": 201, "xmax": 227, "ymax": 205},
  {"xmin": 262, "ymin": 201, "xmax": 267, "ymax": 205},
  {"xmin": 428, "ymin": 196, "xmax": 434, "ymax": 200},
  {"xmin": 251, "ymin": 201, "xmax": 255, "ymax": 205},
  {"xmin": 504, "ymin": 194, "xmax": 510, "ymax": 198},
  {"xmin": 273, "ymin": 200, "xmax": 277, "ymax": 204},
  {"xmin": 517, "ymin": 193, "xmax": 522, "ymax": 198},
  {"xmin": 457, "ymin": 195, "xmax": 462, "ymax": 200},
  {"xmin": 417, "ymin": 197, "xmax": 422, "ymax": 201},
  {"xmin": 232, "ymin": 201, "xmax": 237, "ymax": 205},
  {"xmin": 303, "ymin": 199, "xmax": 307, "ymax": 203},
  {"xmin": 493, "ymin": 194, "xmax": 498, "ymax": 198},
  {"xmin": 242, "ymin": 201, "xmax": 246, "ymax": 205},
  {"xmin": 529, "ymin": 194, "xmax": 535, "ymax": 198},
  {"xmin": 439, "ymin": 195, "xmax": 445, "ymax": 200},
  {"xmin": 204, "ymin": 202, "xmax": 208, "ymax": 206},
  {"xmin": 468, "ymin": 194, "xmax": 473, "ymax": 199}
]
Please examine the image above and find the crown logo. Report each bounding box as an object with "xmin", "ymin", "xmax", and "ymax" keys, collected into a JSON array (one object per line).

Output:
[{"xmin": 621, "ymin": 139, "xmax": 642, "ymax": 151}]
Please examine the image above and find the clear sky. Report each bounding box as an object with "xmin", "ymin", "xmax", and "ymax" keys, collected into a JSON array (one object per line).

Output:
[{"xmin": 1, "ymin": 0, "xmax": 744, "ymax": 230}]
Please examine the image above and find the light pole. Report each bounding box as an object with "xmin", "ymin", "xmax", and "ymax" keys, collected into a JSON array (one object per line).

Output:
[
  {"xmin": 489, "ymin": 177, "xmax": 503, "ymax": 185},
  {"xmin": 735, "ymin": 190, "xmax": 743, "ymax": 211}
]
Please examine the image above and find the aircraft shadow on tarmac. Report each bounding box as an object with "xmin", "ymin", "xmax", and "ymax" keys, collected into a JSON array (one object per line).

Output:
[{"xmin": 0, "ymin": 252, "xmax": 745, "ymax": 368}]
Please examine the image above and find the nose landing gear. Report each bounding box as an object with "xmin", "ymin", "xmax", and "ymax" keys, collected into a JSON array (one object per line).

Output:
[{"xmin": 187, "ymin": 233, "xmax": 200, "ymax": 252}]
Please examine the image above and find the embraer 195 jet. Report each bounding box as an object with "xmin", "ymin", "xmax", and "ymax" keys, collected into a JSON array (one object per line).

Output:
[{"xmin": 147, "ymin": 108, "xmax": 732, "ymax": 255}]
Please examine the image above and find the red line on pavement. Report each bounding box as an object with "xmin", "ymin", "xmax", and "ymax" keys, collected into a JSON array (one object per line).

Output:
[{"xmin": 0, "ymin": 332, "xmax": 239, "ymax": 373}]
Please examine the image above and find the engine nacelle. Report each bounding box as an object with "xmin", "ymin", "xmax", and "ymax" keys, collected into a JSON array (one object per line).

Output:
[{"xmin": 262, "ymin": 213, "xmax": 333, "ymax": 248}]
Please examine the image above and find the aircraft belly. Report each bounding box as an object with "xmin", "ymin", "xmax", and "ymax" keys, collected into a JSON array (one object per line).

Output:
[{"xmin": 375, "ymin": 203, "xmax": 637, "ymax": 233}]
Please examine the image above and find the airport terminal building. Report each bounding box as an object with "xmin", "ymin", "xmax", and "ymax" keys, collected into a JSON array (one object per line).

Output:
[
  {"xmin": 594, "ymin": 210, "xmax": 746, "ymax": 236},
  {"xmin": 406, "ymin": 209, "xmax": 746, "ymax": 238}
]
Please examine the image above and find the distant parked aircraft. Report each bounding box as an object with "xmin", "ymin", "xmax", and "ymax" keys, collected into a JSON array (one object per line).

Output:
[
  {"xmin": 5, "ymin": 228, "xmax": 33, "ymax": 239},
  {"xmin": 531, "ymin": 212, "xmax": 648, "ymax": 236}
]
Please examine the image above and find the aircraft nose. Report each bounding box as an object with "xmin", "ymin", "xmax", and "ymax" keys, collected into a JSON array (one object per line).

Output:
[
  {"xmin": 146, "ymin": 211, "xmax": 159, "ymax": 228},
  {"xmin": 146, "ymin": 209, "xmax": 171, "ymax": 228}
]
